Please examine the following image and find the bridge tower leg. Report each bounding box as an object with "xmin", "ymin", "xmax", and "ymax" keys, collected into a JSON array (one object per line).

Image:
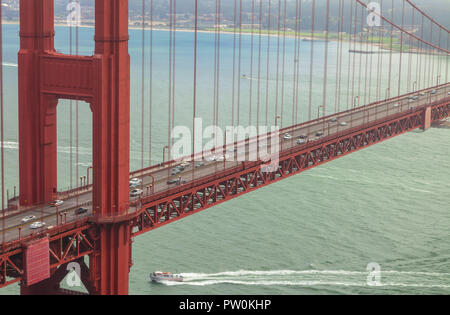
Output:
[
  {"xmin": 88, "ymin": 0, "xmax": 131, "ymax": 295},
  {"xmin": 18, "ymin": 0, "xmax": 131, "ymax": 295},
  {"xmin": 18, "ymin": 0, "xmax": 57, "ymax": 206}
]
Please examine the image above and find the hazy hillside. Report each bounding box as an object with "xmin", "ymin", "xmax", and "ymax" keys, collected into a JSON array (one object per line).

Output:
[{"xmin": 2, "ymin": 0, "xmax": 449, "ymax": 30}]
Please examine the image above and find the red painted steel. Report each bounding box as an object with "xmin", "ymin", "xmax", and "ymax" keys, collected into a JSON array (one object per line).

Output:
[
  {"xmin": 1, "ymin": 98, "xmax": 448, "ymax": 292},
  {"xmin": 23, "ymin": 238, "xmax": 50, "ymax": 286},
  {"xmin": 131, "ymin": 101, "xmax": 450, "ymax": 237},
  {"xmin": 17, "ymin": 0, "xmax": 131, "ymax": 295},
  {"xmin": 18, "ymin": 0, "xmax": 57, "ymax": 206},
  {"xmin": 1, "ymin": 0, "xmax": 448, "ymax": 295},
  {"xmin": 1, "ymin": 224, "xmax": 94, "ymax": 291}
]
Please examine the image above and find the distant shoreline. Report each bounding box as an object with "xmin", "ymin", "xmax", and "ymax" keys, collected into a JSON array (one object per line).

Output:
[
  {"xmin": 3, "ymin": 20, "xmax": 433, "ymax": 55},
  {"xmin": 2, "ymin": 20, "xmax": 339, "ymax": 42}
]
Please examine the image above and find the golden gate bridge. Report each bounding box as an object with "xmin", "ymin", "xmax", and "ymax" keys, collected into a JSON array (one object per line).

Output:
[{"xmin": 0, "ymin": 0, "xmax": 449, "ymax": 295}]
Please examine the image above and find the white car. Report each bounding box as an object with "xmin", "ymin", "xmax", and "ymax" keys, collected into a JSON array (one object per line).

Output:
[
  {"xmin": 207, "ymin": 156, "xmax": 217, "ymax": 162},
  {"xmin": 296, "ymin": 139, "xmax": 306, "ymax": 145},
  {"xmin": 339, "ymin": 122, "xmax": 348, "ymax": 127},
  {"xmin": 30, "ymin": 222, "xmax": 46, "ymax": 229},
  {"xmin": 21, "ymin": 215, "xmax": 36, "ymax": 223},
  {"xmin": 130, "ymin": 189, "xmax": 143, "ymax": 197},
  {"xmin": 283, "ymin": 133, "xmax": 293, "ymax": 140},
  {"xmin": 49, "ymin": 200, "xmax": 63, "ymax": 207},
  {"xmin": 129, "ymin": 178, "xmax": 142, "ymax": 186},
  {"xmin": 393, "ymin": 103, "xmax": 400, "ymax": 108}
]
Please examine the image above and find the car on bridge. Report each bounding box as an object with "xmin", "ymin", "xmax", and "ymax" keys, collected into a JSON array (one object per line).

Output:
[
  {"xmin": 195, "ymin": 161, "xmax": 205, "ymax": 168},
  {"xmin": 315, "ymin": 131, "xmax": 324, "ymax": 137},
  {"xmin": 130, "ymin": 189, "xmax": 143, "ymax": 197},
  {"xmin": 207, "ymin": 155, "xmax": 217, "ymax": 162},
  {"xmin": 339, "ymin": 121, "xmax": 348, "ymax": 127},
  {"xmin": 75, "ymin": 207, "xmax": 89, "ymax": 215},
  {"xmin": 171, "ymin": 168, "xmax": 182, "ymax": 176},
  {"xmin": 49, "ymin": 200, "xmax": 63, "ymax": 207},
  {"xmin": 30, "ymin": 221, "xmax": 46, "ymax": 229},
  {"xmin": 167, "ymin": 178, "xmax": 187, "ymax": 185},
  {"xmin": 21, "ymin": 215, "xmax": 36, "ymax": 223},
  {"xmin": 129, "ymin": 178, "xmax": 142, "ymax": 188},
  {"xmin": 283, "ymin": 133, "xmax": 293, "ymax": 140}
]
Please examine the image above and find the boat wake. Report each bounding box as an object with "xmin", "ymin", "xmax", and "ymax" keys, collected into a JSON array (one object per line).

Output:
[{"xmin": 158, "ymin": 269, "xmax": 450, "ymax": 289}]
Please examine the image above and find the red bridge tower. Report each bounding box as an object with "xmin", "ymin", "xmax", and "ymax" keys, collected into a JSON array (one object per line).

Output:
[{"xmin": 18, "ymin": 0, "xmax": 131, "ymax": 294}]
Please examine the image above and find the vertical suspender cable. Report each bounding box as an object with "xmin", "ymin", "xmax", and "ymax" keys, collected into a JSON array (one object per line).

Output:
[
  {"xmin": 256, "ymin": 0, "xmax": 262, "ymax": 133},
  {"xmin": 280, "ymin": 0, "xmax": 287, "ymax": 129},
  {"xmin": 265, "ymin": 0, "xmax": 272, "ymax": 126},
  {"xmin": 398, "ymin": 0, "xmax": 405, "ymax": 97},
  {"xmin": 69, "ymin": 1, "xmax": 73, "ymax": 190},
  {"xmin": 248, "ymin": 0, "xmax": 255, "ymax": 126},
  {"xmin": 231, "ymin": 0, "xmax": 237, "ymax": 128},
  {"xmin": 357, "ymin": 6, "xmax": 363, "ymax": 106},
  {"xmin": 237, "ymin": 0, "xmax": 242, "ymax": 127},
  {"xmin": 291, "ymin": 0, "xmax": 299, "ymax": 133},
  {"xmin": 334, "ymin": 0, "xmax": 342, "ymax": 113},
  {"xmin": 337, "ymin": 0, "xmax": 345, "ymax": 112},
  {"xmin": 386, "ymin": 0, "xmax": 394, "ymax": 99},
  {"xmin": 322, "ymin": 0, "xmax": 329, "ymax": 133},
  {"xmin": 141, "ymin": 0, "xmax": 146, "ymax": 171},
  {"xmin": 192, "ymin": 0, "xmax": 198, "ymax": 177},
  {"xmin": 75, "ymin": 0, "xmax": 80, "ymax": 201},
  {"xmin": 149, "ymin": 0, "xmax": 153, "ymax": 166},
  {"xmin": 308, "ymin": 0, "xmax": 315, "ymax": 122},
  {"xmin": 0, "ymin": 1, "xmax": 5, "ymax": 243},
  {"xmin": 274, "ymin": 0, "xmax": 281, "ymax": 126},
  {"xmin": 294, "ymin": 0, "xmax": 302, "ymax": 126},
  {"xmin": 172, "ymin": 0, "xmax": 177, "ymax": 149},
  {"xmin": 168, "ymin": 0, "xmax": 173, "ymax": 163}
]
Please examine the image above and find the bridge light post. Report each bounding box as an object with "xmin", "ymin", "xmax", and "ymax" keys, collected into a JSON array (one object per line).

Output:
[
  {"xmin": 353, "ymin": 96, "xmax": 359, "ymax": 108},
  {"xmin": 163, "ymin": 145, "xmax": 169, "ymax": 164},
  {"xmin": 317, "ymin": 106, "xmax": 324, "ymax": 119},
  {"xmin": 148, "ymin": 174, "xmax": 155, "ymax": 194},
  {"xmin": 86, "ymin": 166, "xmax": 93, "ymax": 186},
  {"xmin": 275, "ymin": 115, "xmax": 281, "ymax": 127},
  {"xmin": 56, "ymin": 205, "xmax": 59, "ymax": 226}
]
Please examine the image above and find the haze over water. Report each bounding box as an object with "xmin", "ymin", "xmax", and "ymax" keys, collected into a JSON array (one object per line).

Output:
[{"xmin": 1, "ymin": 24, "xmax": 449, "ymax": 294}]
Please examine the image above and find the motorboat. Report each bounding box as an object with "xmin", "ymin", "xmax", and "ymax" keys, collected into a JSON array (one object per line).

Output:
[{"xmin": 150, "ymin": 271, "xmax": 184, "ymax": 283}]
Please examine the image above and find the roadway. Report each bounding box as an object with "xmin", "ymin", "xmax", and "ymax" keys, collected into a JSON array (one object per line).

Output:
[{"xmin": 1, "ymin": 84, "xmax": 449, "ymax": 245}]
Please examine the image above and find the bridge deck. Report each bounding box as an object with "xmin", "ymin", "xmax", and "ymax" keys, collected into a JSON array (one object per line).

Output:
[{"xmin": 1, "ymin": 84, "xmax": 449, "ymax": 249}]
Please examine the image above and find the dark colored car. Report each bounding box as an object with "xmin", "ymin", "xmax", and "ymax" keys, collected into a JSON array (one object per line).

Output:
[{"xmin": 75, "ymin": 207, "xmax": 88, "ymax": 215}]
